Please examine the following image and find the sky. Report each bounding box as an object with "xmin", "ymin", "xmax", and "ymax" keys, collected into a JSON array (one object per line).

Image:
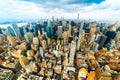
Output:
[{"xmin": 0, "ymin": 0, "xmax": 120, "ymax": 23}]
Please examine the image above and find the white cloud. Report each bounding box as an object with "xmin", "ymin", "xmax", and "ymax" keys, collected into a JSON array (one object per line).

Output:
[
  {"xmin": 0, "ymin": 0, "xmax": 46, "ymax": 21},
  {"xmin": 73, "ymin": 0, "xmax": 120, "ymax": 22},
  {"xmin": 49, "ymin": 8, "xmax": 65, "ymax": 13},
  {"xmin": 0, "ymin": 0, "xmax": 120, "ymax": 22}
]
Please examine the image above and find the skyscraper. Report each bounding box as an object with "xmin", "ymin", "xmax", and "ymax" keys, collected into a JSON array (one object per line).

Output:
[
  {"xmin": 33, "ymin": 25, "xmax": 38, "ymax": 36},
  {"xmin": 47, "ymin": 19, "xmax": 53, "ymax": 28},
  {"xmin": 62, "ymin": 20, "xmax": 67, "ymax": 27},
  {"xmin": 7, "ymin": 26, "xmax": 16, "ymax": 37},
  {"xmin": 19, "ymin": 27, "xmax": 25, "ymax": 37},
  {"xmin": 46, "ymin": 19, "xmax": 53, "ymax": 38},
  {"xmin": 98, "ymin": 35, "xmax": 107, "ymax": 49},
  {"xmin": 0, "ymin": 28, "xmax": 3, "ymax": 34},
  {"xmin": 69, "ymin": 41, "xmax": 76, "ymax": 66},
  {"xmin": 104, "ymin": 22, "xmax": 118, "ymax": 45},
  {"xmin": 77, "ymin": 22, "xmax": 84, "ymax": 51},
  {"xmin": 89, "ymin": 23, "xmax": 97, "ymax": 38},
  {"xmin": 24, "ymin": 32, "xmax": 34, "ymax": 44},
  {"xmin": 12, "ymin": 24, "xmax": 21, "ymax": 37},
  {"xmin": 46, "ymin": 26, "xmax": 52, "ymax": 38},
  {"xmin": 68, "ymin": 24, "xmax": 72, "ymax": 37},
  {"xmin": 58, "ymin": 26, "xmax": 63, "ymax": 38}
]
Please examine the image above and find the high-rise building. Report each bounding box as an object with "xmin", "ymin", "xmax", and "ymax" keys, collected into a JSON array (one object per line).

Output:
[
  {"xmin": 39, "ymin": 46, "xmax": 44, "ymax": 58},
  {"xmin": 0, "ymin": 28, "xmax": 3, "ymax": 34},
  {"xmin": 24, "ymin": 32, "xmax": 34, "ymax": 44},
  {"xmin": 12, "ymin": 24, "xmax": 21, "ymax": 37},
  {"xmin": 62, "ymin": 31, "xmax": 68, "ymax": 45},
  {"xmin": 92, "ymin": 42, "xmax": 99, "ymax": 52},
  {"xmin": 47, "ymin": 19, "xmax": 53, "ymax": 38},
  {"xmin": 94, "ymin": 33, "xmax": 101, "ymax": 43},
  {"xmin": 7, "ymin": 35, "xmax": 16, "ymax": 46},
  {"xmin": 104, "ymin": 31, "xmax": 116, "ymax": 45},
  {"xmin": 110, "ymin": 22, "xmax": 118, "ymax": 32},
  {"xmin": 7, "ymin": 26, "xmax": 16, "ymax": 37},
  {"xmin": 2, "ymin": 28, "xmax": 10, "ymax": 36},
  {"xmin": 98, "ymin": 35, "xmax": 107, "ymax": 49},
  {"xmin": 33, "ymin": 25, "xmax": 38, "ymax": 36},
  {"xmin": 77, "ymin": 22, "xmax": 84, "ymax": 51},
  {"xmin": 58, "ymin": 26, "xmax": 63, "ymax": 38},
  {"xmin": 62, "ymin": 20, "xmax": 67, "ymax": 27},
  {"xmin": 77, "ymin": 34, "xmax": 82, "ymax": 51},
  {"xmin": 19, "ymin": 27, "xmax": 25, "ymax": 37},
  {"xmin": 69, "ymin": 41, "xmax": 76, "ymax": 66},
  {"xmin": 89, "ymin": 23, "xmax": 97, "ymax": 38},
  {"xmin": 47, "ymin": 19, "xmax": 53, "ymax": 28},
  {"xmin": 46, "ymin": 26, "xmax": 52, "ymax": 38},
  {"xmin": 68, "ymin": 24, "xmax": 72, "ymax": 37},
  {"xmin": 115, "ymin": 32, "xmax": 120, "ymax": 42}
]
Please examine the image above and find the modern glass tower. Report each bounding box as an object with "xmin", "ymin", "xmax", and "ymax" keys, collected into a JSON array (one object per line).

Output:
[
  {"xmin": 12, "ymin": 24, "xmax": 21, "ymax": 37},
  {"xmin": 7, "ymin": 26, "xmax": 16, "ymax": 37},
  {"xmin": 33, "ymin": 25, "xmax": 38, "ymax": 36},
  {"xmin": 46, "ymin": 19, "xmax": 53, "ymax": 38}
]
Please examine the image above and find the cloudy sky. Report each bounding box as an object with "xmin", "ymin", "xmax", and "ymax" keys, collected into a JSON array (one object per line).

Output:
[{"xmin": 0, "ymin": 0, "xmax": 120, "ymax": 22}]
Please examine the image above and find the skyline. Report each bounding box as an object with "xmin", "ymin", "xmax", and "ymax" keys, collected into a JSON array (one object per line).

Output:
[{"xmin": 0, "ymin": 0, "xmax": 120, "ymax": 23}]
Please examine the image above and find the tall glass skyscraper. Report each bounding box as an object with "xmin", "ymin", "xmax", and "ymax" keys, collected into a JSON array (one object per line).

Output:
[{"xmin": 7, "ymin": 26, "xmax": 16, "ymax": 37}]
